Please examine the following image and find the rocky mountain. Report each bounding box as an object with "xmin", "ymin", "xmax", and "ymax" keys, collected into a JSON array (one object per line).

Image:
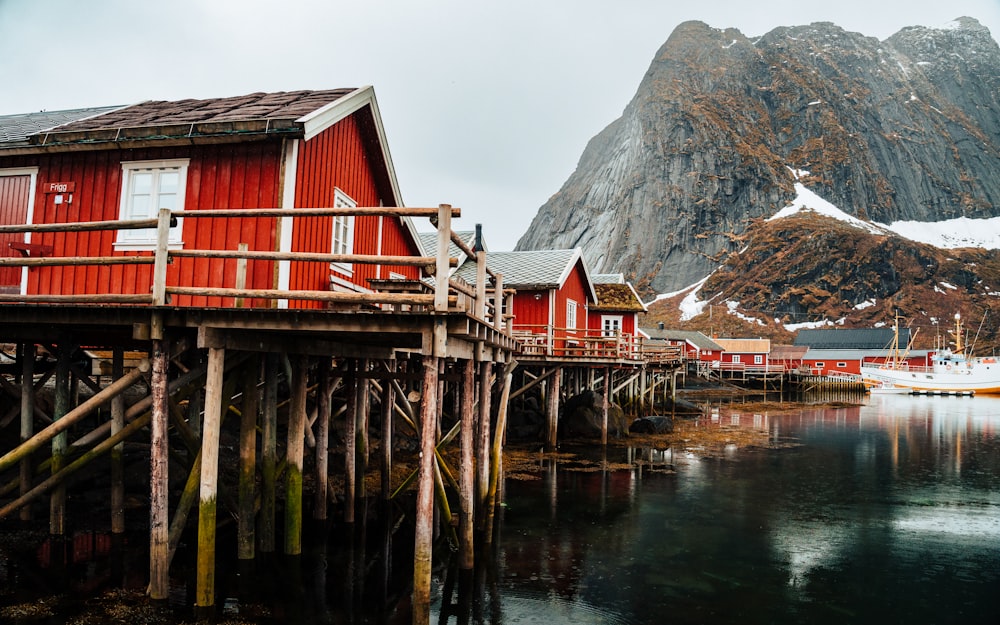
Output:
[{"xmin": 516, "ymin": 18, "xmax": 1000, "ymax": 299}]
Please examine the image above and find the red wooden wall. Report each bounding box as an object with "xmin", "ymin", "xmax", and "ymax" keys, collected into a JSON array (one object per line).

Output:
[{"xmin": 0, "ymin": 173, "xmax": 31, "ymax": 292}]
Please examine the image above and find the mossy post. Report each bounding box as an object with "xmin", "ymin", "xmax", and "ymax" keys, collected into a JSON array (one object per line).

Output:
[
  {"xmin": 284, "ymin": 354, "xmax": 308, "ymax": 556},
  {"xmin": 546, "ymin": 366, "xmax": 562, "ymax": 451},
  {"xmin": 149, "ymin": 338, "xmax": 170, "ymax": 601},
  {"xmin": 412, "ymin": 354, "xmax": 440, "ymax": 623},
  {"xmin": 459, "ymin": 358, "xmax": 476, "ymax": 570},
  {"xmin": 50, "ymin": 342, "xmax": 70, "ymax": 535},
  {"xmin": 238, "ymin": 356, "xmax": 261, "ymax": 559},
  {"xmin": 196, "ymin": 346, "xmax": 226, "ymax": 612},
  {"xmin": 476, "ymin": 360, "xmax": 492, "ymax": 516},
  {"xmin": 110, "ymin": 349, "xmax": 125, "ymax": 533},
  {"xmin": 19, "ymin": 343, "xmax": 34, "ymax": 522},
  {"xmin": 259, "ymin": 352, "xmax": 278, "ymax": 553},
  {"xmin": 314, "ymin": 359, "xmax": 331, "ymax": 520}
]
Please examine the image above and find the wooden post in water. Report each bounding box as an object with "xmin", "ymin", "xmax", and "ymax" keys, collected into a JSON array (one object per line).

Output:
[
  {"xmin": 412, "ymin": 354, "xmax": 440, "ymax": 623},
  {"xmin": 459, "ymin": 358, "xmax": 476, "ymax": 570},
  {"xmin": 476, "ymin": 360, "xmax": 492, "ymax": 515},
  {"xmin": 285, "ymin": 354, "xmax": 308, "ymax": 556},
  {"xmin": 238, "ymin": 356, "xmax": 261, "ymax": 559},
  {"xmin": 259, "ymin": 353, "xmax": 278, "ymax": 553},
  {"xmin": 110, "ymin": 349, "xmax": 125, "ymax": 533},
  {"xmin": 546, "ymin": 366, "xmax": 562, "ymax": 451},
  {"xmin": 314, "ymin": 359, "xmax": 332, "ymax": 520},
  {"xmin": 196, "ymin": 346, "xmax": 226, "ymax": 612},
  {"xmin": 357, "ymin": 358, "xmax": 370, "ymax": 501},
  {"xmin": 344, "ymin": 359, "xmax": 357, "ymax": 523},
  {"xmin": 149, "ymin": 339, "xmax": 170, "ymax": 601},
  {"xmin": 50, "ymin": 343, "xmax": 71, "ymax": 535},
  {"xmin": 601, "ymin": 367, "xmax": 610, "ymax": 446},
  {"xmin": 19, "ymin": 343, "xmax": 34, "ymax": 522},
  {"xmin": 380, "ymin": 360, "xmax": 396, "ymax": 501}
]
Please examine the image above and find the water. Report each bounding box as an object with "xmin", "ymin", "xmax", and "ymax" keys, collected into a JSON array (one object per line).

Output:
[
  {"xmin": 2, "ymin": 395, "xmax": 999, "ymax": 624},
  {"xmin": 434, "ymin": 395, "xmax": 1000, "ymax": 624}
]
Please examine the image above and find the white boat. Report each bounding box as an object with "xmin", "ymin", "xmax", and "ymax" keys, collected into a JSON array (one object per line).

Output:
[
  {"xmin": 868, "ymin": 382, "xmax": 911, "ymax": 395},
  {"xmin": 860, "ymin": 312, "xmax": 999, "ymax": 395}
]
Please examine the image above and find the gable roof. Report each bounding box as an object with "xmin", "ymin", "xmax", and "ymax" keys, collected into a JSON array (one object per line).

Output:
[
  {"xmin": 454, "ymin": 248, "xmax": 597, "ymax": 303},
  {"xmin": 0, "ymin": 106, "xmax": 123, "ymax": 147},
  {"xmin": 592, "ymin": 283, "xmax": 647, "ymax": 312},
  {"xmin": 592, "ymin": 273, "xmax": 625, "ymax": 284},
  {"xmin": 794, "ymin": 327, "xmax": 908, "ymax": 350},
  {"xmin": 715, "ymin": 338, "xmax": 771, "ymax": 354},
  {"xmin": 770, "ymin": 345, "xmax": 809, "ymax": 360},
  {"xmin": 640, "ymin": 328, "xmax": 724, "ymax": 351}
]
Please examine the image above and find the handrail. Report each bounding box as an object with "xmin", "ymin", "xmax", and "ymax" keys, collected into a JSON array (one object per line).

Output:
[{"xmin": 0, "ymin": 203, "xmax": 504, "ymax": 329}]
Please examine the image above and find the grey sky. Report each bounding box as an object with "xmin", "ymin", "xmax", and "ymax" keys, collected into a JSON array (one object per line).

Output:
[{"xmin": 1, "ymin": 0, "xmax": 997, "ymax": 250}]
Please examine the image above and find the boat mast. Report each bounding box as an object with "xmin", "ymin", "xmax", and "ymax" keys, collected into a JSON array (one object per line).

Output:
[{"xmin": 953, "ymin": 313, "xmax": 964, "ymax": 356}]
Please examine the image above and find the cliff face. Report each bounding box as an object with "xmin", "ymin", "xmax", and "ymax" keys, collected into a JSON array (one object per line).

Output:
[{"xmin": 515, "ymin": 18, "xmax": 1000, "ymax": 294}]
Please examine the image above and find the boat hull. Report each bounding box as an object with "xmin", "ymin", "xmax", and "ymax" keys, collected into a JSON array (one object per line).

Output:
[{"xmin": 861, "ymin": 365, "xmax": 1000, "ymax": 394}]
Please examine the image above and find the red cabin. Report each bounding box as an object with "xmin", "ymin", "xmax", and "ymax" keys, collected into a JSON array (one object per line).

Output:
[
  {"xmin": 586, "ymin": 274, "xmax": 647, "ymax": 358},
  {"xmin": 456, "ymin": 248, "xmax": 596, "ymax": 357},
  {"xmin": 0, "ymin": 87, "xmax": 422, "ymax": 309}
]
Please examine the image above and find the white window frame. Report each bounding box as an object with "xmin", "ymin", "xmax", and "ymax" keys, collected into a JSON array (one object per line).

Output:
[
  {"xmin": 754, "ymin": 354, "xmax": 764, "ymax": 365},
  {"xmin": 114, "ymin": 159, "xmax": 188, "ymax": 251},
  {"xmin": 330, "ymin": 188, "xmax": 356, "ymax": 276},
  {"xmin": 565, "ymin": 299, "xmax": 578, "ymax": 333},
  {"xmin": 601, "ymin": 315, "xmax": 623, "ymax": 337}
]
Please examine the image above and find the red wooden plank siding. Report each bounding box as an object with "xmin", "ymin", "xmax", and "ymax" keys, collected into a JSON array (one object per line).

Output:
[
  {"xmin": 554, "ymin": 263, "xmax": 590, "ymax": 354},
  {"xmin": 0, "ymin": 174, "xmax": 31, "ymax": 292},
  {"xmin": 18, "ymin": 144, "xmax": 283, "ymax": 305}
]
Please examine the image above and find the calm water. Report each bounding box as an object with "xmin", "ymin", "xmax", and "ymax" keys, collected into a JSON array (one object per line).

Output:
[
  {"xmin": 435, "ymin": 395, "xmax": 1000, "ymax": 625},
  {"xmin": 2, "ymin": 395, "xmax": 999, "ymax": 624}
]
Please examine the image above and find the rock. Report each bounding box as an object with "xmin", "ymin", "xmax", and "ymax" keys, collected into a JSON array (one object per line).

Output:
[
  {"xmin": 629, "ymin": 415, "xmax": 674, "ymax": 434},
  {"xmin": 561, "ymin": 390, "xmax": 630, "ymax": 439}
]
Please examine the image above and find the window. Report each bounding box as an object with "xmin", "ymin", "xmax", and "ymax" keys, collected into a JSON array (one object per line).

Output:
[
  {"xmin": 754, "ymin": 354, "xmax": 763, "ymax": 365},
  {"xmin": 602, "ymin": 315, "xmax": 623, "ymax": 337},
  {"xmin": 732, "ymin": 355, "xmax": 742, "ymax": 363},
  {"xmin": 566, "ymin": 299, "xmax": 577, "ymax": 331},
  {"xmin": 331, "ymin": 188, "xmax": 355, "ymax": 275},
  {"xmin": 116, "ymin": 159, "xmax": 188, "ymax": 249},
  {"xmin": 837, "ymin": 362, "xmax": 847, "ymax": 368}
]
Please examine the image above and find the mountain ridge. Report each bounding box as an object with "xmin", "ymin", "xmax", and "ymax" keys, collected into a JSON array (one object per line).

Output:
[{"xmin": 515, "ymin": 18, "xmax": 1000, "ymax": 299}]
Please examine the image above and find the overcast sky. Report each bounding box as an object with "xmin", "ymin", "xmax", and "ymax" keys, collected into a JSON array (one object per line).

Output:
[{"xmin": 1, "ymin": 0, "xmax": 997, "ymax": 250}]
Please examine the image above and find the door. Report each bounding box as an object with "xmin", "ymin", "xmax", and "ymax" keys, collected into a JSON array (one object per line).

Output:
[{"xmin": 0, "ymin": 174, "xmax": 32, "ymax": 293}]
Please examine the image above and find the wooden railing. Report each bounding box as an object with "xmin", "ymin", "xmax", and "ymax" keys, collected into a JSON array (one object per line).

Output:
[
  {"xmin": 511, "ymin": 325, "xmax": 647, "ymax": 360},
  {"xmin": 0, "ymin": 204, "xmax": 508, "ymax": 329}
]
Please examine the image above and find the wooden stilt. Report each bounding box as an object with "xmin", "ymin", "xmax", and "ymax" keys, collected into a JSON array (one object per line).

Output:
[
  {"xmin": 412, "ymin": 354, "xmax": 440, "ymax": 623},
  {"xmin": 259, "ymin": 353, "xmax": 278, "ymax": 553},
  {"xmin": 19, "ymin": 343, "xmax": 34, "ymax": 522},
  {"xmin": 238, "ymin": 356, "xmax": 261, "ymax": 559},
  {"xmin": 380, "ymin": 360, "xmax": 396, "ymax": 501},
  {"xmin": 284, "ymin": 354, "xmax": 308, "ymax": 556},
  {"xmin": 344, "ymin": 359, "xmax": 357, "ymax": 523},
  {"xmin": 476, "ymin": 360, "xmax": 492, "ymax": 514},
  {"xmin": 459, "ymin": 358, "xmax": 475, "ymax": 570},
  {"xmin": 546, "ymin": 367, "xmax": 562, "ymax": 451},
  {"xmin": 357, "ymin": 358, "xmax": 370, "ymax": 501},
  {"xmin": 484, "ymin": 360, "xmax": 515, "ymax": 543},
  {"xmin": 50, "ymin": 343, "xmax": 70, "ymax": 536},
  {"xmin": 601, "ymin": 367, "xmax": 610, "ymax": 446},
  {"xmin": 110, "ymin": 349, "xmax": 125, "ymax": 533},
  {"xmin": 196, "ymin": 346, "xmax": 226, "ymax": 611},
  {"xmin": 314, "ymin": 359, "xmax": 332, "ymax": 520},
  {"xmin": 149, "ymin": 338, "xmax": 170, "ymax": 601}
]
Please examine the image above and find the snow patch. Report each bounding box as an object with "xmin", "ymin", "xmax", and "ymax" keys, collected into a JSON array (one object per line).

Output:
[{"xmin": 854, "ymin": 299, "xmax": 876, "ymax": 310}]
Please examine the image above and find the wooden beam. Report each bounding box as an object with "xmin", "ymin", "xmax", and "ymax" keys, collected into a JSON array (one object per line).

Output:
[
  {"xmin": 412, "ymin": 355, "xmax": 440, "ymax": 623},
  {"xmin": 149, "ymin": 339, "xmax": 170, "ymax": 601},
  {"xmin": 196, "ymin": 346, "xmax": 226, "ymax": 611}
]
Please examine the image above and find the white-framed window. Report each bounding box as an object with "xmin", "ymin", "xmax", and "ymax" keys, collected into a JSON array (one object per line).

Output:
[
  {"xmin": 115, "ymin": 159, "xmax": 188, "ymax": 250},
  {"xmin": 602, "ymin": 315, "xmax": 623, "ymax": 337},
  {"xmin": 566, "ymin": 299, "xmax": 578, "ymax": 332},
  {"xmin": 754, "ymin": 354, "xmax": 764, "ymax": 365},
  {"xmin": 732, "ymin": 355, "xmax": 742, "ymax": 363},
  {"xmin": 331, "ymin": 188, "xmax": 355, "ymax": 276}
]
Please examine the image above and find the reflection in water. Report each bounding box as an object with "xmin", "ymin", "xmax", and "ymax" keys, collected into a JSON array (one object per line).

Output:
[{"xmin": 462, "ymin": 395, "xmax": 1000, "ymax": 625}]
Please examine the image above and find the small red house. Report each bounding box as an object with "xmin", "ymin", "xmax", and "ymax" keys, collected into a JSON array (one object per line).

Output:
[
  {"xmin": 0, "ymin": 87, "xmax": 422, "ymax": 309},
  {"xmin": 586, "ymin": 274, "xmax": 646, "ymax": 357},
  {"xmin": 455, "ymin": 248, "xmax": 596, "ymax": 357},
  {"xmin": 713, "ymin": 338, "xmax": 772, "ymax": 373}
]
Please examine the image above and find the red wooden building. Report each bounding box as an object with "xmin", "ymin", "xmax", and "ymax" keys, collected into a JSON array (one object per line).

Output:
[
  {"xmin": 586, "ymin": 274, "xmax": 647, "ymax": 358},
  {"xmin": 455, "ymin": 248, "xmax": 596, "ymax": 357},
  {"xmin": 0, "ymin": 87, "xmax": 422, "ymax": 308}
]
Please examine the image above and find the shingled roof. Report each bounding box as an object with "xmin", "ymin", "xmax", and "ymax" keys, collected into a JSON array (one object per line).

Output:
[
  {"xmin": 592, "ymin": 283, "xmax": 647, "ymax": 312},
  {"xmin": 794, "ymin": 328, "xmax": 908, "ymax": 350},
  {"xmin": 2, "ymin": 88, "xmax": 371, "ymax": 153},
  {"xmin": 0, "ymin": 106, "xmax": 123, "ymax": 146},
  {"xmin": 454, "ymin": 249, "xmax": 597, "ymax": 302}
]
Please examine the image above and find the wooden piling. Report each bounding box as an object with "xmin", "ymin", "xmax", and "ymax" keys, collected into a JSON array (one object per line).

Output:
[
  {"xmin": 314, "ymin": 360, "xmax": 332, "ymax": 520},
  {"xmin": 356, "ymin": 358, "xmax": 370, "ymax": 501},
  {"xmin": 259, "ymin": 353, "xmax": 278, "ymax": 553},
  {"xmin": 285, "ymin": 354, "xmax": 308, "ymax": 556},
  {"xmin": 149, "ymin": 339, "xmax": 170, "ymax": 601},
  {"xmin": 110, "ymin": 349, "xmax": 125, "ymax": 533},
  {"xmin": 601, "ymin": 367, "xmax": 610, "ymax": 446},
  {"xmin": 238, "ymin": 356, "xmax": 261, "ymax": 559},
  {"xmin": 50, "ymin": 344, "xmax": 70, "ymax": 536},
  {"xmin": 196, "ymin": 346, "xmax": 226, "ymax": 611},
  {"xmin": 19, "ymin": 343, "xmax": 34, "ymax": 522},
  {"xmin": 380, "ymin": 360, "xmax": 396, "ymax": 501},
  {"xmin": 546, "ymin": 367, "xmax": 562, "ymax": 451},
  {"xmin": 344, "ymin": 360, "xmax": 357, "ymax": 523},
  {"xmin": 459, "ymin": 358, "xmax": 476, "ymax": 570},
  {"xmin": 412, "ymin": 355, "xmax": 440, "ymax": 623},
  {"xmin": 476, "ymin": 361, "xmax": 492, "ymax": 512}
]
